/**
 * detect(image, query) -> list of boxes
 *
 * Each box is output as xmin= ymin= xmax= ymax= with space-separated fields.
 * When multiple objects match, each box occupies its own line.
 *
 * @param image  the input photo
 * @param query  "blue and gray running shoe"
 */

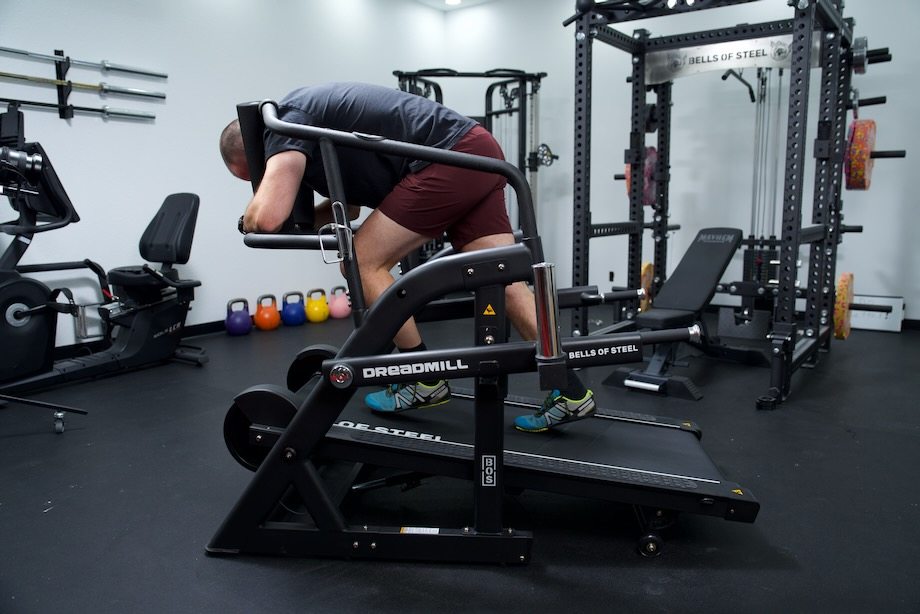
xmin=365 ymin=381 xmax=451 ymax=413
xmin=513 ymin=389 xmax=596 ymax=433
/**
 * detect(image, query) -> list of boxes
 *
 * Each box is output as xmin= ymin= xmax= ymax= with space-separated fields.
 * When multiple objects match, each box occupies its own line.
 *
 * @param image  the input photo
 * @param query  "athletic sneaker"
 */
xmin=513 ymin=389 xmax=596 ymax=433
xmin=365 ymin=381 xmax=451 ymax=413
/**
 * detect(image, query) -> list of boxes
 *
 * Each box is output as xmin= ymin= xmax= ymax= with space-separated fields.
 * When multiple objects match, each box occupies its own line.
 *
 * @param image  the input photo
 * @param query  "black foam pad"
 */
xmin=637 ymin=227 xmax=742 ymax=330
xmin=235 ymin=101 xmax=266 ymax=194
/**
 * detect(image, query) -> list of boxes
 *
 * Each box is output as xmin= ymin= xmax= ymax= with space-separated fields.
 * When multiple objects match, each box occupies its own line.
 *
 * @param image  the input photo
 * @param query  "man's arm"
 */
xmin=241 ymin=150 xmax=306 ymax=233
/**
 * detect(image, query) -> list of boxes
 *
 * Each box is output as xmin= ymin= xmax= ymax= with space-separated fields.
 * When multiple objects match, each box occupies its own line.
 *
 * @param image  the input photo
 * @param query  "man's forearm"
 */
xmin=242 ymin=150 xmax=306 ymax=232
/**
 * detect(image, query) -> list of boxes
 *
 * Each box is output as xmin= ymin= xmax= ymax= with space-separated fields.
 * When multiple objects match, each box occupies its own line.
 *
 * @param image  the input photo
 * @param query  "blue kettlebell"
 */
xmin=281 ymin=291 xmax=307 ymax=326
xmin=225 ymin=298 xmax=253 ymax=336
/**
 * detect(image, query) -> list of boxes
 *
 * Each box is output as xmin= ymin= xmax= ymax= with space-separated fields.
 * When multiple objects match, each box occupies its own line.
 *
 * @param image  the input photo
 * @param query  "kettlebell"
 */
xmin=328 ymin=286 xmax=351 ymax=319
xmin=225 ymin=298 xmax=253 ymax=336
xmin=305 ymin=288 xmax=330 ymax=323
xmin=254 ymin=294 xmax=282 ymax=331
xmin=281 ymin=291 xmax=307 ymax=326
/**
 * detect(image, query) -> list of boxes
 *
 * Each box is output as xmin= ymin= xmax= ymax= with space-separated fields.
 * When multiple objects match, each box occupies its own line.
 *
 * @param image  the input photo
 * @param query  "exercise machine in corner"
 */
xmin=0 ymin=103 xmax=207 ymax=432
xmin=207 ymin=100 xmax=759 ymax=563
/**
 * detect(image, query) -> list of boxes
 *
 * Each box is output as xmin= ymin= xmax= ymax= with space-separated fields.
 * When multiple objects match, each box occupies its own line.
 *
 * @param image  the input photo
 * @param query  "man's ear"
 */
xmin=229 ymin=158 xmax=251 ymax=181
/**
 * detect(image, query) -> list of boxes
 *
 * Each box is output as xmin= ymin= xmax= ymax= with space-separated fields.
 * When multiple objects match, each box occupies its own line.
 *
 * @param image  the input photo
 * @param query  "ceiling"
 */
xmin=414 ymin=0 xmax=496 ymax=12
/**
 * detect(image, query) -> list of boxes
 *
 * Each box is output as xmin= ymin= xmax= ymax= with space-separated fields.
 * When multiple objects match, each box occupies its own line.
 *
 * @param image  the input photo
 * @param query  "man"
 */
xmin=219 ymin=82 xmax=594 ymax=432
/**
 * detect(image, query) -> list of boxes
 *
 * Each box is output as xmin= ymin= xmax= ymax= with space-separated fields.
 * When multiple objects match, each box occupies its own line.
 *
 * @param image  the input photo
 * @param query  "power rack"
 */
xmin=566 ymin=0 xmax=884 ymax=408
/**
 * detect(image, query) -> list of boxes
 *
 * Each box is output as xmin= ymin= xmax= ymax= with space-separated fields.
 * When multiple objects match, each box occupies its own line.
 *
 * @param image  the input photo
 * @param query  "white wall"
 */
xmin=0 ymin=0 xmax=447 ymax=343
xmin=1 ymin=0 xmax=916 ymax=346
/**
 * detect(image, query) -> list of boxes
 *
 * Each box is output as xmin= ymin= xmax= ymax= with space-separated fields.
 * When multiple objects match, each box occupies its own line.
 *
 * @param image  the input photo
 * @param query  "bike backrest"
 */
xmin=138 ymin=193 xmax=199 ymax=266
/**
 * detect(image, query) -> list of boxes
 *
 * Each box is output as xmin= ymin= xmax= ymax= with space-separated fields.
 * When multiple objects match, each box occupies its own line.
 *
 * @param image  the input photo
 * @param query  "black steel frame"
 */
xmin=209 ymin=101 xmax=549 ymax=563
xmin=569 ymin=0 xmax=857 ymax=408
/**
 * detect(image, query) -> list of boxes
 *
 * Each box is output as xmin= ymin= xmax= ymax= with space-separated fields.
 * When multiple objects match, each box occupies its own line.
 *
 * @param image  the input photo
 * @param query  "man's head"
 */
xmin=219 ymin=119 xmax=250 ymax=180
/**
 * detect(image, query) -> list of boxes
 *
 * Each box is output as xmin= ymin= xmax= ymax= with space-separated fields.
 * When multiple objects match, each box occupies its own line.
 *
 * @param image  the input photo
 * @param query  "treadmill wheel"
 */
xmin=224 ymin=386 xmax=300 ymax=471
xmin=287 ymin=344 xmax=338 ymax=392
xmin=643 ymin=507 xmax=678 ymax=532
xmin=638 ymin=533 xmax=664 ymax=557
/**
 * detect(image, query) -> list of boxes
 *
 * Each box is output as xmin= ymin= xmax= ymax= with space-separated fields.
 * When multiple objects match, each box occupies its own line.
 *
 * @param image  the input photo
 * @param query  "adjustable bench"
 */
xmin=605 ymin=227 xmax=742 ymax=400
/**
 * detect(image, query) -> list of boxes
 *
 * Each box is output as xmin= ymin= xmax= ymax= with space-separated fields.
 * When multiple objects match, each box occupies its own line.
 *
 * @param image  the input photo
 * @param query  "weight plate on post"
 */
xmin=286 ymin=343 xmax=338 ymax=392
xmin=834 ymin=272 xmax=855 ymax=340
xmin=223 ymin=384 xmax=299 ymax=471
xmin=640 ymin=262 xmax=655 ymax=312
xmin=624 ymin=147 xmax=658 ymax=207
xmin=852 ymin=36 xmax=868 ymax=75
xmin=844 ymin=119 xmax=876 ymax=190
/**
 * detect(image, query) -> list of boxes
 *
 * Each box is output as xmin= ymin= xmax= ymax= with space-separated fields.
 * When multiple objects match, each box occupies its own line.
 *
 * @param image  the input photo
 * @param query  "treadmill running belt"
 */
xmin=319 ymin=386 xmax=759 ymax=522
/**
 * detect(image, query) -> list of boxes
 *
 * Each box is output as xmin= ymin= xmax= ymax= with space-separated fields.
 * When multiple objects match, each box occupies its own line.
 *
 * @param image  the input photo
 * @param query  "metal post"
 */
xmin=473 ymin=284 xmax=507 ymax=534
xmin=651 ymin=81 xmax=672 ymax=299
xmin=627 ymin=30 xmax=649 ymax=294
xmin=808 ymin=4 xmax=851 ymax=353
xmin=768 ymin=1 xmax=818 ymax=404
xmin=533 ymin=262 xmax=566 ymax=391
xmin=571 ymin=12 xmax=594 ymax=335
xmin=318 ymin=138 xmax=366 ymax=324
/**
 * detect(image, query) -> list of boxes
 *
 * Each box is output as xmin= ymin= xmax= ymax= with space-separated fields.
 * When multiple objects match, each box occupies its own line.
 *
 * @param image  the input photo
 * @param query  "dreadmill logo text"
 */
xmin=362 ymin=359 xmax=470 ymax=380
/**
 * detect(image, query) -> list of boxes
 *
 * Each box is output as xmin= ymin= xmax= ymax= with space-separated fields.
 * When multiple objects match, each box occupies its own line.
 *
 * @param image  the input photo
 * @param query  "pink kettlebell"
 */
xmin=328 ymin=286 xmax=352 ymax=319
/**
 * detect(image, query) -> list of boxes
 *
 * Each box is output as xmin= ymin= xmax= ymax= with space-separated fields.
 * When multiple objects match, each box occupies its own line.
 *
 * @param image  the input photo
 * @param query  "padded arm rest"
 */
xmin=141 ymin=264 xmax=201 ymax=289
xmin=167 ymin=278 xmax=201 ymax=289
xmin=244 ymin=221 xmax=363 ymax=251
xmin=244 ymin=233 xmax=340 ymax=250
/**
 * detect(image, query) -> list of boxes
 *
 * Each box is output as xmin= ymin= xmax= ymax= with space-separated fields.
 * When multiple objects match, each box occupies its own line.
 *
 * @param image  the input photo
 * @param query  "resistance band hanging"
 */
xmin=750 ymin=69 xmax=765 ymax=238
xmin=747 ymin=68 xmax=783 ymax=239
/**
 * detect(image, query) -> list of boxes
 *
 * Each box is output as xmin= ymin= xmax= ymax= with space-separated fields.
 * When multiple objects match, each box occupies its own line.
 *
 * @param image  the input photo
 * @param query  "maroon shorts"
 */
xmin=377 ymin=125 xmax=511 ymax=250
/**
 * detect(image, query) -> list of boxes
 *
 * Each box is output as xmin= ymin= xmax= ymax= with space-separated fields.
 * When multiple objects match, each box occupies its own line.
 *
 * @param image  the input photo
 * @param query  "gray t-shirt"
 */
xmin=264 ymin=82 xmax=477 ymax=206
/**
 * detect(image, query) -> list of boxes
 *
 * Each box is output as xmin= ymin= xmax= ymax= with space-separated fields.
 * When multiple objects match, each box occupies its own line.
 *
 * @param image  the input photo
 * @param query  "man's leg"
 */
xmin=356 ymin=208 xmax=452 ymax=413
xmin=360 ymin=126 xmax=506 ymax=414
xmin=353 ymin=208 xmax=431 ymax=349
xmin=460 ymin=233 xmax=536 ymax=341
xmin=460 ymin=234 xmax=595 ymax=433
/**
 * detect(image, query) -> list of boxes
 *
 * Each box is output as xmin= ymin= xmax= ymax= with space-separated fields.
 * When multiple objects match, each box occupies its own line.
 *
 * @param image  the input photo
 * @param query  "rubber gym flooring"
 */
xmin=1 ymin=315 xmax=918 ymax=613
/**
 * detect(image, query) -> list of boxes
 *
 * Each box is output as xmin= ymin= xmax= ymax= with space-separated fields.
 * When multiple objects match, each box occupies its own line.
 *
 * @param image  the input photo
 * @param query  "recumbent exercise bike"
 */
xmin=0 ymin=104 xmax=207 ymax=432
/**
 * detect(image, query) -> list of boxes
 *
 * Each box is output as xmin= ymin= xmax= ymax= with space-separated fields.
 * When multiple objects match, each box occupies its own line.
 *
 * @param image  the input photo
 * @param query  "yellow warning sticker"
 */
xmin=483 ymin=304 xmax=497 ymax=316
xmin=732 ymin=489 xmax=744 ymax=496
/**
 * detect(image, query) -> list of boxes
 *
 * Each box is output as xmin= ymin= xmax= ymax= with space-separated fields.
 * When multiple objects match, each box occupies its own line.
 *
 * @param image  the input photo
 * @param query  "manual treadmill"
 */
xmin=207 ymin=100 xmax=759 ymax=563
